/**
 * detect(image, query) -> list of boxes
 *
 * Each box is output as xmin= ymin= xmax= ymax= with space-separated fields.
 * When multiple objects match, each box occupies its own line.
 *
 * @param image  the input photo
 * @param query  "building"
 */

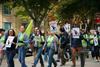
xmin=0 ymin=4 xmax=21 ymax=32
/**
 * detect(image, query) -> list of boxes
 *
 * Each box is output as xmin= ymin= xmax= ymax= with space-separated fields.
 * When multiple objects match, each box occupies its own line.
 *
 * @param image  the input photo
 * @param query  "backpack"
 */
xmin=60 ymin=32 xmax=70 ymax=48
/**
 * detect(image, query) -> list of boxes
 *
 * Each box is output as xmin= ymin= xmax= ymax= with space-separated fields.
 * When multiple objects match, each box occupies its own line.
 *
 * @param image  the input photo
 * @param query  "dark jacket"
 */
xmin=60 ymin=32 xmax=69 ymax=48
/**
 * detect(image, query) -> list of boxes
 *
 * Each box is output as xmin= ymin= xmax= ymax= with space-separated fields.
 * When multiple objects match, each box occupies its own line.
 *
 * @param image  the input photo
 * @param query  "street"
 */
xmin=1 ymin=55 xmax=100 ymax=67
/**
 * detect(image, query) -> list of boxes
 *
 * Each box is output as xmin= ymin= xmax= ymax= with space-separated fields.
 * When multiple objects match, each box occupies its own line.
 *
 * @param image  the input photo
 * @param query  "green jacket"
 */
xmin=89 ymin=34 xmax=94 ymax=45
xmin=47 ymin=36 xmax=54 ymax=47
xmin=0 ymin=35 xmax=5 ymax=47
xmin=17 ymin=32 xmax=29 ymax=47
xmin=82 ymin=34 xmax=88 ymax=47
xmin=34 ymin=35 xmax=45 ymax=48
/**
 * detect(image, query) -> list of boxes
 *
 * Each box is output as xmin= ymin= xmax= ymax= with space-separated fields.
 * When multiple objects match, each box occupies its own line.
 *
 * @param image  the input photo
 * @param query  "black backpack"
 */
xmin=60 ymin=32 xmax=70 ymax=48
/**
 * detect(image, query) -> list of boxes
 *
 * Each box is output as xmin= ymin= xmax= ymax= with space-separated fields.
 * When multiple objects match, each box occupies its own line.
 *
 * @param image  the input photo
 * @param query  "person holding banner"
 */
xmin=5 ymin=29 xmax=17 ymax=67
xmin=17 ymin=25 xmax=29 ymax=67
xmin=0 ymin=29 xmax=5 ymax=66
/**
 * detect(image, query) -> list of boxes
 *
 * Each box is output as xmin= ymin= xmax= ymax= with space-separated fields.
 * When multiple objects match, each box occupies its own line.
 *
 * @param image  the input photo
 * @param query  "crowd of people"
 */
xmin=0 ymin=22 xmax=100 ymax=67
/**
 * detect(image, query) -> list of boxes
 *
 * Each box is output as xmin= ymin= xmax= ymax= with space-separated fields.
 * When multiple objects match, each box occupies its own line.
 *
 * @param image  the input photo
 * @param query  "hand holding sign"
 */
xmin=6 ymin=36 xmax=15 ymax=48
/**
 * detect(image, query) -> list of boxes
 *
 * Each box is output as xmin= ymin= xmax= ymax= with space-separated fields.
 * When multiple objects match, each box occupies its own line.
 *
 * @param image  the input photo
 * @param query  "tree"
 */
xmin=9 ymin=0 xmax=59 ymax=27
xmin=57 ymin=0 xmax=100 ymax=20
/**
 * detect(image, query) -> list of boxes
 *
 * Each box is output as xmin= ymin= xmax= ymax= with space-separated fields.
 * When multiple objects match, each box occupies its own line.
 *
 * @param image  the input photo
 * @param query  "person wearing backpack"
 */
xmin=59 ymin=27 xmax=69 ymax=66
xmin=17 ymin=25 xmax=29 ymax=67
xmin=32 ymin=29 xmax=45 ymax=67
xmin=89 ymin=30 xmax=95 ymax=59
xmin=47 ymin=31 xmax=58 ymax=67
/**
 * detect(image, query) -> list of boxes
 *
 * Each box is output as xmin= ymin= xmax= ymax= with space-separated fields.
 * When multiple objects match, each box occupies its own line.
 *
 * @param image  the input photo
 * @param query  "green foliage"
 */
xmin=11 ymin=0 xmax=56 ymax=27
xmin=57 ymin=0 xmax=100 ymax=20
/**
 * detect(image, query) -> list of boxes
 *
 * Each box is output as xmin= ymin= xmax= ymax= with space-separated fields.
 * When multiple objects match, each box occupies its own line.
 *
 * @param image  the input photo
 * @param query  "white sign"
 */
xmin=98 ymin=27 xmax=100 ymax=32
xmin=72 ymin=27 xmax=80 ymax=38
xmin=49 ymin=21 xmax=58 ymax=33
xmin=64 ymin=23 xmax=71 ymax=33
xmin=6 ymin=36 xmax=15 ymax=48
xmin=94 ymin=37 xmax=98 ymax=46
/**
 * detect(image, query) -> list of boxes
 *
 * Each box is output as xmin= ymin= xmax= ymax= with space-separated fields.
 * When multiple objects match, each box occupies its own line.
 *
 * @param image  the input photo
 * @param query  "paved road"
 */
xmin=1 ymin=55 xmax=100 ymax=67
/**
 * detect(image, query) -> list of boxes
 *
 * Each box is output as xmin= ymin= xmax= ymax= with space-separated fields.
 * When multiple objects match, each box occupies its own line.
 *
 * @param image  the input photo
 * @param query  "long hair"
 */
xmin=7 ymin=29 xmax=16 ymax=36
xmin=4 ymin=29 xmax=16 ymax=44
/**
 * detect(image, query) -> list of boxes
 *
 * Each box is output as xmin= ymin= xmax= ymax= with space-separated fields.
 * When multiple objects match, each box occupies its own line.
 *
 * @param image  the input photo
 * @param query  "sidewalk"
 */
xmin=1 ymin=55 xmax=100 ymax=67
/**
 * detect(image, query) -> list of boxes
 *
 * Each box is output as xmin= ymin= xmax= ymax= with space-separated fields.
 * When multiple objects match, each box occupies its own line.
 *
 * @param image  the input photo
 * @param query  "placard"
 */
xmin=6 ymin=36 xmax=15 ymax=48
xmin=98 ymin=27 xmax=100 ymax=32
xmin=64 ymin=23 xmax=71 ymax=33
xmin=49 ymin=21 xmax=58 ymax=33
xmin=94 ymin=37 xmax=98 ymax=46
xmin=72 ymin=27 xmax=80 ymax=38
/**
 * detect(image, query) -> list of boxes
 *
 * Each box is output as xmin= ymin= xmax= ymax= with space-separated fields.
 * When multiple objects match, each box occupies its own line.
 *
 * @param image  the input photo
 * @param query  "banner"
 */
xmin=25 ymin=20 xmax=33 ymax=38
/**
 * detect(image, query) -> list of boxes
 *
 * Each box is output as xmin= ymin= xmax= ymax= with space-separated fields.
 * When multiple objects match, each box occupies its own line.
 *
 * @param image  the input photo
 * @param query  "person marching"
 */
xmin=46 ymin=31 xmax=57 ymax=67
xmin=29 ymin=27 xmax=37 ymax=61
xmin=5 ymin=29 xmax=17 ymax=67
xmin=79 ymin=29 xmax=91 ymax=67
xmin=71 ymin=24 xmax=84 ymax=67
xmin=59 ymin=27 xmax=69 ymax=66
xmin=93 ymin=30 xmax=100 ymax=62
xmin=17 ymin=25 xmax=29 ymax=67
xmin=81 ymin=30 xmax=90 ymax=58
xmin=0 ymin=29 xmax=5 ymax=66
xmin=97 ymin=30 xmax=100 ymax=61
xmin=43 ymin=31 xmax=50 ymax=62
xmin=89 ymin=30 xmax=95 ymax=59
xmin=32 ymin=29 xmax=45 ymax=67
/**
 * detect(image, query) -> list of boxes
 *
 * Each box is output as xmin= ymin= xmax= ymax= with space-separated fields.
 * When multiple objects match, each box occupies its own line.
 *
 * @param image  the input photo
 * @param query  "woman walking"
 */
xmin=5 ymin=29 xmax=17 ymax=67
xmin=71 ymin=24 xmax=84 ymax=67
xmin=17 ymin=25 xmax=29 ymax=67
xmin=32 ymin=29 xmax=45 ymax=67
xmin=47 ymin=31 xmax=58 ymax=67
xmin=93 ymin=31 xmax=100 ymax=62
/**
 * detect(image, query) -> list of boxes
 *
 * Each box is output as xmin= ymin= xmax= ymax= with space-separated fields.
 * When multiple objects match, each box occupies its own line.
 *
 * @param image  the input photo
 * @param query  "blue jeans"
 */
xmin=44 ymin=47 xmax=50 ymax=61
xmin=18 ymin=46 xmax=27 ymax=67
xmin=48 ymin=48 xmax=57 ymax=67
xmin=6 ymin=50 xmax=16 ymax=67
xmin=34 ymin=47 xmax=44 ymax=66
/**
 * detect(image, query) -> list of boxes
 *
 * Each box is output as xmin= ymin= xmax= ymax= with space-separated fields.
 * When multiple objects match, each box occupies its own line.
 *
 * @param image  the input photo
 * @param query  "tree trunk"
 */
xmin=33 ymin=19 xmax=41 ymax=28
